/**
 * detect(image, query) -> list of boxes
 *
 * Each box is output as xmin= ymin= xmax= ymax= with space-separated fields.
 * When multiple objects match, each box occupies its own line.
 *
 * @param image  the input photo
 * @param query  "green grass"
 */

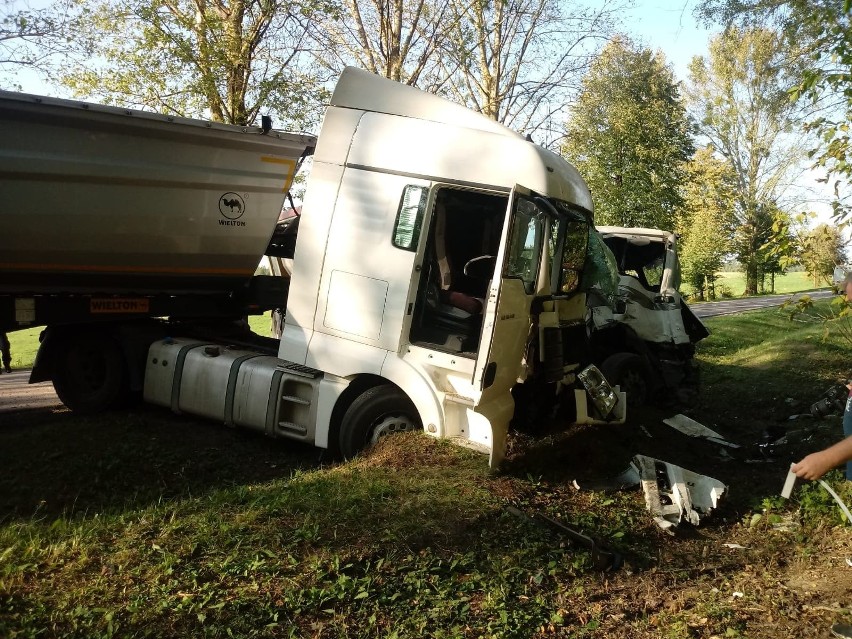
xmin=1 ymin=303 xmax=851 ymax=638
xmin=5 ymin=327 xmax=40 ymax=370
xmin=699 ymin=270 xmax=827 ymax=297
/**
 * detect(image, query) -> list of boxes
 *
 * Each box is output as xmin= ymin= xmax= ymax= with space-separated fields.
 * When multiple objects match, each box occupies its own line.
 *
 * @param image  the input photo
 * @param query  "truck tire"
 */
xmin=52 ymin=333 xmax=128 ymax=413
xmin=338 ymin=385 xmax=421 ymax=460
xmin=600 ymin=352 xmax=649 ymax=408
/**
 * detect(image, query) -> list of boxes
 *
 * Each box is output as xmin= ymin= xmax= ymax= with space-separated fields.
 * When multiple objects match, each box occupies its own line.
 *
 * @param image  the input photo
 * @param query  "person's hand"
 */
xmin=792 ymin=451 xmax=834 ymax=481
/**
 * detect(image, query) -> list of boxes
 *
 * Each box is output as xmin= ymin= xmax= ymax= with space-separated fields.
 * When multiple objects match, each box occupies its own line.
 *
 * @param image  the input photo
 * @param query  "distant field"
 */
xmin=688 ymin=270 xmax=828 ymax=297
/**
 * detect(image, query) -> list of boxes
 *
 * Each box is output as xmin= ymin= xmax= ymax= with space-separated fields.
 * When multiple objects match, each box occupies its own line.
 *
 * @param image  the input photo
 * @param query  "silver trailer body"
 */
xmin=0 ymin=91 xmax=315 ymax=295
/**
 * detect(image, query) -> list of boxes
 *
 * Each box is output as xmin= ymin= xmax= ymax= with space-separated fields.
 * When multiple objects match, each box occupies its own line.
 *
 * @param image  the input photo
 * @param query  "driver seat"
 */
xmin=433 ymin=203 xmax=484 ymax=315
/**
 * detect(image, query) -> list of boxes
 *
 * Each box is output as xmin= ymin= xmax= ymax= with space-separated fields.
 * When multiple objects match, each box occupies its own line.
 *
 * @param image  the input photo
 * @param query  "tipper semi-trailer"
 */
xmin=0 ymin=67 xmax=625 ymax=467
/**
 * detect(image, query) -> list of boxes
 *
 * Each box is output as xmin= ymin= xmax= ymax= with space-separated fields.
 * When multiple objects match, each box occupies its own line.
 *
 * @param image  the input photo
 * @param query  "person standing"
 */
xmin=0 ymin=332 xmax=10 ymax=373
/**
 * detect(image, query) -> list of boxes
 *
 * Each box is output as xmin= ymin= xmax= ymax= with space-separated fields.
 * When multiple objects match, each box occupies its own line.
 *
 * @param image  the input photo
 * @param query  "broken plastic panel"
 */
xmin=613 ymin=455 xmax=727 ymax=533
xmin=662 ymin=414 xmax=740 ymax=449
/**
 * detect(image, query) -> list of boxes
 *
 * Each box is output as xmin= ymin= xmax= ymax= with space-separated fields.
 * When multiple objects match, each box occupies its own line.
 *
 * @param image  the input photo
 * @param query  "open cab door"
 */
xmin=472 ymin=186 xmax=551 ymax=468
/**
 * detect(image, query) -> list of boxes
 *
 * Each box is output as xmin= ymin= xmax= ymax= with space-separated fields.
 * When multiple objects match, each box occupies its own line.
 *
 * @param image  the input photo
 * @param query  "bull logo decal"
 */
xmin=219 ymin=192 xmax=246 ymax=220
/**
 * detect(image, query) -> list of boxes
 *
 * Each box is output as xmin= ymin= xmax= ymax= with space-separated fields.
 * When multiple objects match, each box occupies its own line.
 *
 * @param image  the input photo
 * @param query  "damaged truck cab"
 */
xmin=272 ymin=68 xmax=607 ymax=466
xmin=586 ymin=227 xmax=709 ymax=406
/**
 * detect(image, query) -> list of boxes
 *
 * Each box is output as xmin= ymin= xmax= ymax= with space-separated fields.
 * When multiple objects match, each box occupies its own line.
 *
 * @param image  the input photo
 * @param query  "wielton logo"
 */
xmin=219 ymin=192 xmax=246 ymax=225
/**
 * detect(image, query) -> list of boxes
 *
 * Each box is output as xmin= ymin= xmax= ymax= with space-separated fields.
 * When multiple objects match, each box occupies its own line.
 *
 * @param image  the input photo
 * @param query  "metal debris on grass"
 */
xmin=598 ymin=455 xmax=727 ymax=533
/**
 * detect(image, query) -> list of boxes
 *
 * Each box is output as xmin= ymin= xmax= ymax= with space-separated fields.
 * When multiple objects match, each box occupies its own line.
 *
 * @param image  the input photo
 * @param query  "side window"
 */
xmin=505 ymin=198 xmax=545 ymax=294
xmin=560 ymin=220 xmax=589 ymax=294
xmin=392 ymin=185 xmax=428 ymax=251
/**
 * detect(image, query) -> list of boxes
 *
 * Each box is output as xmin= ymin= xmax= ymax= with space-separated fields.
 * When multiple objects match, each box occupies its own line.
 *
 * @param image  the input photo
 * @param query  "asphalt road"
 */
xmin=688 ymin=288 xmax=836 ymax=318
xmin=0 ymin=369 xmax=61 ymax=414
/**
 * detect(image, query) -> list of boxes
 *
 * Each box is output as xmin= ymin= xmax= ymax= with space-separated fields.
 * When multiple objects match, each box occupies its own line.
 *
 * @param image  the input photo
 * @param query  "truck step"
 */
xmin=278 ymin=421 xmax=308 ymax=435
xmin=281 ymin=363 xmax=321 ymax=379
xmin=444 ymin=392 xmax=475 ymax=407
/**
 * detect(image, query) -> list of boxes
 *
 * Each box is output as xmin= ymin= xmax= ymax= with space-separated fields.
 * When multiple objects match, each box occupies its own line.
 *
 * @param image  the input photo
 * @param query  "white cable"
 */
xmin=818 ymin=479 xmax=852 ymax=525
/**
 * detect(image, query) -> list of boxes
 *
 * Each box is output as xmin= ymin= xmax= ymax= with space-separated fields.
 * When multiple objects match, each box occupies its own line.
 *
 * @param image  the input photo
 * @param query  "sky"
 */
xmin=623 ymin=0 xmax=714 ymax=83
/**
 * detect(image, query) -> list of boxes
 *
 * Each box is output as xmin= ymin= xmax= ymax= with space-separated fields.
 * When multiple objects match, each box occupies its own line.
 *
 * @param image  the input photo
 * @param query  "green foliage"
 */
xmin=795 ymin=221 xmax=847 ymax=286
xmin=686 ymin=26 xmax=809 ymax=295
xmin=698 ymin=1 xmax=852 ymax=221
xmin=563 ymin=36 xmax=693 ymax=228
xmin=56 ymin=0 xmax=331 ymax=129
xmin=678 ymin=145 xmax=737 ymax=299
xmin=795 ymin=470 xmax=852 ymax=525
xmin=781 ymin=290 xmax=852 ymax=348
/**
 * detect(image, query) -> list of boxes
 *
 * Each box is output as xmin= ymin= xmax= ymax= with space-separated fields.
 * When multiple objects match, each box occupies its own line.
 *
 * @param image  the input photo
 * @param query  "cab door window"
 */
xmin=505 ymin=198 xmax=545 ymax=294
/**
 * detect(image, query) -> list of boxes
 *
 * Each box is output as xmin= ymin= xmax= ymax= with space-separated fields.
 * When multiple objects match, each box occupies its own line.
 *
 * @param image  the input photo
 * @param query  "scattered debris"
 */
xmin=732 ymin=591 xmax=744 ymax=599
xmin=609 ymin=455 xmax=727 ymax=533
xmin=577 ymin=365 xmax=618 ymax=417
xmin=846 ymin=558 xmax=852 ymax=568
xmin=722 ymin=543 xmax=748 ymax=550
xmin=639 ymin=425 xmax=653 ymax=438
xmin=662 ymin=414 xmax=740 ymax=449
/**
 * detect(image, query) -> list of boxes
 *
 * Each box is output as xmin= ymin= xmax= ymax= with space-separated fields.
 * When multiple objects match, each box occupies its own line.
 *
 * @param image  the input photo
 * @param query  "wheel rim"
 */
xmin=368 ymin=412 xmax=418 ymax=445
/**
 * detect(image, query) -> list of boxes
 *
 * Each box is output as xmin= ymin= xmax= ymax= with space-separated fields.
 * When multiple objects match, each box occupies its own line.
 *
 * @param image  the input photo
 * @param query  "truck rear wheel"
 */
xmin=52 ymin=333 xmax=128 ymax=413
xmin=600 ymin=352 xmax=649 ymax=408
xmin=338 ymin=385 xmax=421 ymax=460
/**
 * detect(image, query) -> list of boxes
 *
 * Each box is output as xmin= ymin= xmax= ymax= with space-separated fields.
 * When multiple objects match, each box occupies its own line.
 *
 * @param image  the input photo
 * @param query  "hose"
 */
xmin=818 ymin=479 xmax=852 ymax=525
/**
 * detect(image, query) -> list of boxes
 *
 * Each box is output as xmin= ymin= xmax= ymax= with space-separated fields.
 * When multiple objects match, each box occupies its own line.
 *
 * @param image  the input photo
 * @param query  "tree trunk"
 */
xmin=744 ymin=260 xmax=758 ymax=295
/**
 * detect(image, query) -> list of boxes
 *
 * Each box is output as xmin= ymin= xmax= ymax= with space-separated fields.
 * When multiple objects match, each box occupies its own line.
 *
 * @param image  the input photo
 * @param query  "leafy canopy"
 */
xmin=563 ymin=36 xmax=693 ymax=228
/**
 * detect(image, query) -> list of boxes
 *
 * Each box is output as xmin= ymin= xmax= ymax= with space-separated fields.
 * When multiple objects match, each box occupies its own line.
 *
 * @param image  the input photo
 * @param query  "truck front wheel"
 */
xmin=600 ymin=352 xmax=649 ymax=408
xmin=52 ymin=333 xmax=128 ymax=413
xmin=338 ymin=385 xmax=421 ymax=460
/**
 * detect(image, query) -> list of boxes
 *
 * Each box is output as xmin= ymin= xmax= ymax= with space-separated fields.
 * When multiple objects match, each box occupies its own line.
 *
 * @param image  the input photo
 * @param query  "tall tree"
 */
xmin=55 ymin=0 xmax=331 ymax=128
xmin=686 ymin=26 xmax=808 ymax=294
xmin=678 ymin=145 xmax=737 ymax=300
xmin=435 ymin=0 xmax=624 ymax=143
xmin=698 ymin=1 xmax=852 ymax=220
xmin=313 ymin=0 xmax=451 ymax=86
xmin=563 ymin=36 xmax=694 ymax=228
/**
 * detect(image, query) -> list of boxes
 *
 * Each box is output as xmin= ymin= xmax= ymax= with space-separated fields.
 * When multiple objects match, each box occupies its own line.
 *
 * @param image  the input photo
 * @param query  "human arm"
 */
xmin=791 ymin=436 xmax=852 ymax=481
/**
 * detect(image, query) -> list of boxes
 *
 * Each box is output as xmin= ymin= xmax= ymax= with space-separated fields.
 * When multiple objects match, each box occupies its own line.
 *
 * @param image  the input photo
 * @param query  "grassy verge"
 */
xmin=1 ymin=304 xmax=851 ymax=638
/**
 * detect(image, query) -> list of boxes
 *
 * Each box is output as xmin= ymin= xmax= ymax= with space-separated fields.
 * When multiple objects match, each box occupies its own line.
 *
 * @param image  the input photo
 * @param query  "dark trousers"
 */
xmin=0 ymin=333 xmax=10 ymax=372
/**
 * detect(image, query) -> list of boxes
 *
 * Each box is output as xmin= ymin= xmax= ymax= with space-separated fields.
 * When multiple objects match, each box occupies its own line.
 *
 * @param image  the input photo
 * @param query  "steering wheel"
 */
xmin=463 ymin=255 xmax=496 ymax=278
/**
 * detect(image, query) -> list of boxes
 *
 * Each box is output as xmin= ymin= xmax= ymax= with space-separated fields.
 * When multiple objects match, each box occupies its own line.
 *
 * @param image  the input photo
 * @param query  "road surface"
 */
xmin=688 ymin=289 xmax=835 ymax=318
xmin=0 ymin=369 xmax=61 ymax=414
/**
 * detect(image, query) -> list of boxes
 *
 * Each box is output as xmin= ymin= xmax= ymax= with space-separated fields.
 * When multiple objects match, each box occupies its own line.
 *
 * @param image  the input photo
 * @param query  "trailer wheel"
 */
xmin=600 ymin=352 xmax=649 ymax=408
xmin=338 ymin=385 xmax=421 ymax=460
xmin=52 ymin=334 xmax=127 ymax=413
